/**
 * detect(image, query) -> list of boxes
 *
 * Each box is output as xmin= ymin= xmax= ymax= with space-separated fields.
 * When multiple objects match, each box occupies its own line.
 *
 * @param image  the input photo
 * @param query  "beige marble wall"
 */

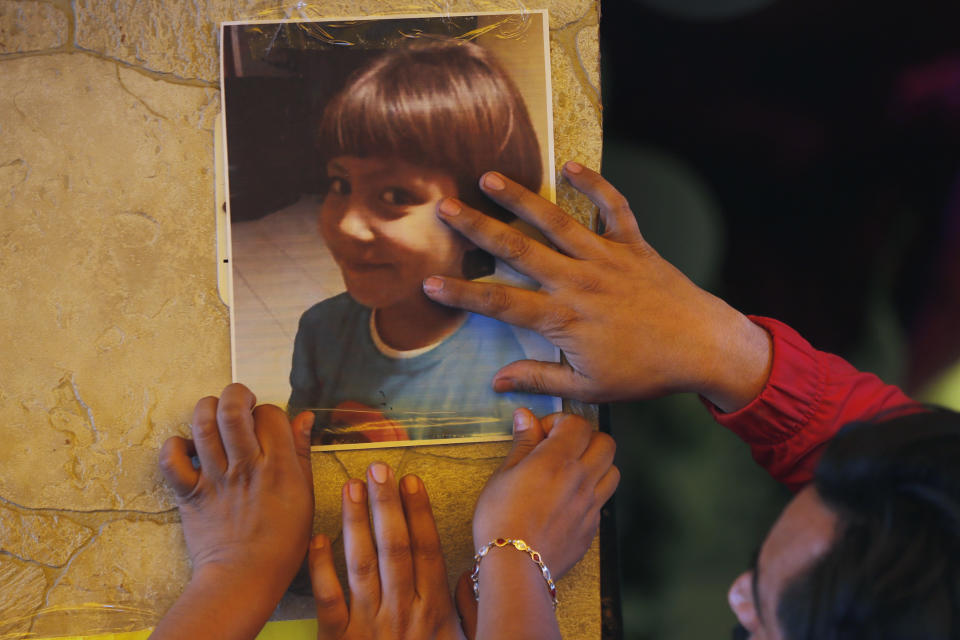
xmin=0 ymin=0 xmax=602 ymax=636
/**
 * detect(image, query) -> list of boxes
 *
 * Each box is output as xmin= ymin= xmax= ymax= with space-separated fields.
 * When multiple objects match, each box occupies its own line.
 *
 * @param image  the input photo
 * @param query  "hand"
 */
xmin=307 ymin=464 xmax=466 ymax=640
xmin=160 ymin=384 xmax=315 ymax=586
xmin=151 ymin=384 xmax=315 ymax=640
xmin=455 ymin=409 xmax=619 ymax=640
xmin=472 ymin=409 xmax=618 ymax=578
xmin=423 ymin=162 xmax=772 ymax=412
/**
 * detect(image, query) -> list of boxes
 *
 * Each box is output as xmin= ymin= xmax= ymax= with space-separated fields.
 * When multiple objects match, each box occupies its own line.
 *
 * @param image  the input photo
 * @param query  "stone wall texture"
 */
xmin=1 ymin=0 xmax=603 ymax=636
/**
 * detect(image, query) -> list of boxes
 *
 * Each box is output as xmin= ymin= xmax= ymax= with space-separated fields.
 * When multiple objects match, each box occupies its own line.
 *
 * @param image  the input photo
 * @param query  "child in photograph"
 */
xmin=288 ymin=37 xmax=558 ymax=445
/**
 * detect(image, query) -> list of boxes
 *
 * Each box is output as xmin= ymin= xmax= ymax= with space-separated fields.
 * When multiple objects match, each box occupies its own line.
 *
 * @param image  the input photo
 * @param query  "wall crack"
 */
xmin=114 ymin=63 xmax=166 ymax=120
xmin=0 ymin=493 xmax=176 ymax=517
xmin=72 ymin=47 xmax=217 ymax=87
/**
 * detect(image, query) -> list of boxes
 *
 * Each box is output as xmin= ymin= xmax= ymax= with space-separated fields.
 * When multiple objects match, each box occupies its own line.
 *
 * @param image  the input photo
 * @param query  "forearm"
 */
xmin=150 ymin=566 xmax=284 ymax=640
xmin=475 ymin=551 xmax=561 ymax=640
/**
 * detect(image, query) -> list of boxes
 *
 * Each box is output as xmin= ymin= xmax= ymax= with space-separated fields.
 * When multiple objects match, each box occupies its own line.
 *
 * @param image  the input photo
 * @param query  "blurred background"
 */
xmin=599 ymin=0 xmax=960 ymax=636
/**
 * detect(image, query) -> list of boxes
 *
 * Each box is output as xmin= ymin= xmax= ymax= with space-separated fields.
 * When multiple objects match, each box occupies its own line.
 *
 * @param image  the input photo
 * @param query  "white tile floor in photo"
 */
xmin=230 ymin=194 xmax=344 ymax=406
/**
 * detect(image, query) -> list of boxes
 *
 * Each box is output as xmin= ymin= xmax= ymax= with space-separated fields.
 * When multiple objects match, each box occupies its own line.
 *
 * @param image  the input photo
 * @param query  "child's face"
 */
xmin=319 ymin=156 xmax=470 ymax=309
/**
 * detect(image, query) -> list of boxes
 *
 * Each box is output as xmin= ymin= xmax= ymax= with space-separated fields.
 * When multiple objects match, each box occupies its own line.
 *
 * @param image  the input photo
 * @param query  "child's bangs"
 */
xmin=317 ymin=77 xmax=461 ymax=173
xmin=315 ymin=38 xmax=543 ymax=221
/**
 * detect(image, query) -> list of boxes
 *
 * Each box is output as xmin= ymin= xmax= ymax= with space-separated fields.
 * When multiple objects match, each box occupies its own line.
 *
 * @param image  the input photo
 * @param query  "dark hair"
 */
xmin=778 ymin=406 xmax=960 ymax=639
xmin=316 ymin=37 xmax=543 ymax=223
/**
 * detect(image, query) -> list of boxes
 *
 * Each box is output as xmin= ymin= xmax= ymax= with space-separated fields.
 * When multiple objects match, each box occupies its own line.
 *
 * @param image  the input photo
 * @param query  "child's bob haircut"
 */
xmin=316 ymin=37 xmax=543 ymax=222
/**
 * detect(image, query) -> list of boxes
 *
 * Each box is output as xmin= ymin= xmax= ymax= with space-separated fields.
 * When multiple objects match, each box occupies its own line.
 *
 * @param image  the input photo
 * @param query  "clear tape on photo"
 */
xmin=242 ymin=1 xmax=538 ymax=35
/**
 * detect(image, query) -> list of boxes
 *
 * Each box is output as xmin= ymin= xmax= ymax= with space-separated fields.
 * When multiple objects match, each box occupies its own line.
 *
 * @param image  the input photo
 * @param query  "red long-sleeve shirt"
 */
xmin=708 ymin=316 xmax=916 ymax=491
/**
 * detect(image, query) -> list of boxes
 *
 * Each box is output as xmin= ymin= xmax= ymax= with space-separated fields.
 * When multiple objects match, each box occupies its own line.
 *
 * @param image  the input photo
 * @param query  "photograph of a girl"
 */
xmin=222 ymin=13 xmax=559 ymax=449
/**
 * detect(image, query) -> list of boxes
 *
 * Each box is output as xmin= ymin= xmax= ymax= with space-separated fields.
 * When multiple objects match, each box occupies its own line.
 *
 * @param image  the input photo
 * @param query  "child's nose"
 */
xmin=337 ymin=203 xmax=376 ymax=242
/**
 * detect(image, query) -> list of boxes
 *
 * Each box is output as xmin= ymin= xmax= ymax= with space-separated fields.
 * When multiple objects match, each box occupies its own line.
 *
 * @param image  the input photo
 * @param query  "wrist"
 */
xmin=189 ymin=558 xmax=292 ymax=614
xmin=474 ymin=541 xmax=561 ymax=640
xmin=697 ymin=305 xmax=773 ymax=413
xmin=472 ymin=538 xmax=557 ymax=609
xmin=151 ymin=564 xmax=287 ymax=640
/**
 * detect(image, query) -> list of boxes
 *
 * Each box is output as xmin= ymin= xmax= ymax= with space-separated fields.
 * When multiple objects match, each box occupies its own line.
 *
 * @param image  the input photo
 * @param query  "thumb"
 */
xmin=290 ymin=411 xmax=315 ymax=485
xmin=493 ymin=360 xmax=585 ymax=400
xmin=455 ymin=570 xmax=478 ymax=640
xmin=158 ymin=436 xmax=200 ymax=497
xmin=501 ymin=408 xmax=545 ymax=470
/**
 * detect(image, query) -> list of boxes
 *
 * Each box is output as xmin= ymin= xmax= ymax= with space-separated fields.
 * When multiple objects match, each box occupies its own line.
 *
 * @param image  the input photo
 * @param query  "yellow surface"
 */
xmin=31 ymin=618 xmax=318 ymax=640
xmin=920 ymin=359 xmax=960 ymax=410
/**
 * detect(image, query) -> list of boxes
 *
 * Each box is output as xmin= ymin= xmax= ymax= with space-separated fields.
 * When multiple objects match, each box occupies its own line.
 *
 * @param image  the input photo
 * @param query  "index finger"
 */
xmin=422 ymin=276 xmax=552 ymax=332
xmin=534 ymin=413 xmax=594 ymax=461
xmin=190 ymin=396 xmax=227 ymax=477
xmin=436 ymin=196 xmax=571 ymax=287
xmin=579 ymin=431 xmax=617 ymax=486
xmin=216 ymin=383 xmax=261 ymax=465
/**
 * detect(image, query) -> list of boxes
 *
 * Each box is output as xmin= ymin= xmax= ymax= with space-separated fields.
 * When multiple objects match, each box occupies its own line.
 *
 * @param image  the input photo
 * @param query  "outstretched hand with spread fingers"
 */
xmin=423 ymin=162 xmax=771 ymax=412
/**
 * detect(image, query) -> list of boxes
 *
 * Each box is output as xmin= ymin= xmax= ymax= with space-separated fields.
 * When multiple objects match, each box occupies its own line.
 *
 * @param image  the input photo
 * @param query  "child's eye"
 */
xmin=380 ymin=188 xmax=421 ymax=206
xmin=329 ymin=177 xmax=350 ymax=196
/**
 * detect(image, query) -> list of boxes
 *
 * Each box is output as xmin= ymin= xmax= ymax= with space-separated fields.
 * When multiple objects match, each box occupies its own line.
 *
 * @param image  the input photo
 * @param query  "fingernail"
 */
xmin=482 ymin=172 xmax=506 ymax=191
xmin=728 ymin=588 xmax=744 ymax=607
xmin=438 ymin=198 xmax=462 ymax=216
xmin=493 ymin=377 xmax=514 ymax=393
xmin=402 ymin=474 xmax=420 ymax=494
xmin=369 ymin=462 xmax=389 ymax=484
xmin=347 ymin=479 xmax=364 ymax=503
xmin=564 ymin=161 xmax=584 ymax=174
xmin=513 ymin=409 xmax=531 ymax=432
xmin=311 ymin=535 xmax=327 ymax=551
xmin=422 ymin=276 xmax=444 ymax=294
xmin=302 ymin=412 xmax=315 ymax=436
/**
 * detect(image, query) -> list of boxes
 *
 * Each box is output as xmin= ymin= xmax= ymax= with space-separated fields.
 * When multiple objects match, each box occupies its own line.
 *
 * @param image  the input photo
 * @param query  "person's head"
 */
xmin=315 ymin=37 xmax=543 ymax=309
xmin=729 ymin=407 xmax=960 ymax=639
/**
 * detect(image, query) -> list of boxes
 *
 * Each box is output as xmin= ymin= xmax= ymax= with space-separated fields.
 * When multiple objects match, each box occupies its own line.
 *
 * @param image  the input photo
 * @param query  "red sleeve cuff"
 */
xmin=704 ymin=316 xmax=826 ymax=446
